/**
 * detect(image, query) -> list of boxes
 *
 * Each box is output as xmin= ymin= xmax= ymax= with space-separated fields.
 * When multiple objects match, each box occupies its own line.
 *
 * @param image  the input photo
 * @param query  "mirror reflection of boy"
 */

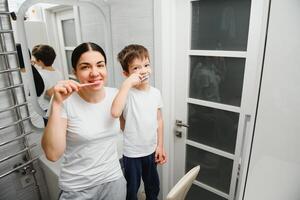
xmin=31 ymin=44 xmax=63 ymax=125
xmin=16 ymin=43 xmax=45 ymax=96
xmin=111 ymin=44 xmax=167 ymax=200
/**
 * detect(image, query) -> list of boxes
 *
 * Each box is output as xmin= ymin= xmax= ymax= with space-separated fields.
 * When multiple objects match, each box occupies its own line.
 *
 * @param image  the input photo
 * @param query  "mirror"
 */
xmin=13 ymin=0 xmax=155 ymax=128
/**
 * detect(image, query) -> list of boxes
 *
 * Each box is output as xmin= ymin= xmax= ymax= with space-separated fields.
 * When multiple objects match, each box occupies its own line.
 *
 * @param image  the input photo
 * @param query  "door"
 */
xmin=56 ymin=8 xmax=80 ymax=79
xmin=173 ymin=0 xmax=252 ymax=199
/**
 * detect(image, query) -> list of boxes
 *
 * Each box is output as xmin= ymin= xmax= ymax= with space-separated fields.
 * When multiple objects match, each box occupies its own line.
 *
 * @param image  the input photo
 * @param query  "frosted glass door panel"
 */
xmin=191 ymin=0 xmax=251 ymax=50
xmin=189 ymin=56 xmax=245 ymax=106
xmin=188 ymin=104 xmax=239 ymax=153
xmin=187 ymin=185 xmax=227 ymax=200
xmin=65 ymin=50 xmax=73 ymax=75
xmin=62 ymin=19 xmax=76 ymax=46
xmin=186 ymin=145 xmax=233 ymax=193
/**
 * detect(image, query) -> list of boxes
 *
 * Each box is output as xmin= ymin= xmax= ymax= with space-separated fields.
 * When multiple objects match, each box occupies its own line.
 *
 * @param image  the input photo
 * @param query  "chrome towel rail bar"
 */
xmin=0 ymin=156 xmax=39 ymax=179
xmin=0 ymin=131 xmax=34 ymax=147
xmin=0 ymin=102 xmax=28 ymax=113
xmin=0 ymin=83 xmax=23 ymax=92
xmin=0 ymin=30 xmax=13 ymax=33
xmin=0 ymin=116 xmax=30 ymax=130
xmin=0 ymin=143 xmax=37 ymax=164
xmin=0 ymin=11 xmax=10 ymax=15
xmin=0 ymin=50 xmax=17 ymax=55
xmin=0 ymin=68 xmax=20 ymax=74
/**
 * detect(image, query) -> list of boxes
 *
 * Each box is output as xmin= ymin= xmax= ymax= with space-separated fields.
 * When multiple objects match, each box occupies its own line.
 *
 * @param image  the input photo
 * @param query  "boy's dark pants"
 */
xmin=123 ymin=152 xmax=159 ymax=200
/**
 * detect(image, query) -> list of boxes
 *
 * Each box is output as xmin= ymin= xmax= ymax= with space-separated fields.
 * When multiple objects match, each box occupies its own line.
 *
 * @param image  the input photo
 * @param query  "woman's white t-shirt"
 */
xmin=58 ymin=87 xmax=123 ymax=191
xmin=122 ymin=86 xmax=163 ymax=158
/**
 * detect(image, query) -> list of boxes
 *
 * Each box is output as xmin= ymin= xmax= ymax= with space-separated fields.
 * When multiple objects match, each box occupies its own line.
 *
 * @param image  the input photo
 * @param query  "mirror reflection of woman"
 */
xmin=41 ymin=42 xmax=126 ymax=200
xmin=31 ymin=44 xmax=63 ymax=126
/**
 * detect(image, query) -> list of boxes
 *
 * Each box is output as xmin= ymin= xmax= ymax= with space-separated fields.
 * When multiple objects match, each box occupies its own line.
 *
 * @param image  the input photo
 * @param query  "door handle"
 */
xmin=175 ymin=130 xmax=182 ymax=138
xmin=175 ymin=120 xmax=189 ymax=128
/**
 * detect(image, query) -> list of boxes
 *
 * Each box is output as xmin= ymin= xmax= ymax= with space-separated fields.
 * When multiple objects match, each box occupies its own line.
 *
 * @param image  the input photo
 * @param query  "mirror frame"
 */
xmin=16 ymin=0 xmax=112 ymax=120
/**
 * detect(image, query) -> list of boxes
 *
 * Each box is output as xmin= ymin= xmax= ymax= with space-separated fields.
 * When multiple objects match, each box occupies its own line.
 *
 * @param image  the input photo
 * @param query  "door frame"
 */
xmin=156 ymin=0 xmax=271 ymax=199
xmin=44 ymin=5 xmax=82 ymax=79
xmin=152 ymin=0 xmax=176 ymax=198
xmin=55 ymin=7 xmax=81 ymax=79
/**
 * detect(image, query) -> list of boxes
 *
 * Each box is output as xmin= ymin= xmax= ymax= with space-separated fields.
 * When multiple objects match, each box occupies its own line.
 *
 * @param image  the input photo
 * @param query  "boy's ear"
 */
xmin=123 ymin=70 xmax=129 ymax=77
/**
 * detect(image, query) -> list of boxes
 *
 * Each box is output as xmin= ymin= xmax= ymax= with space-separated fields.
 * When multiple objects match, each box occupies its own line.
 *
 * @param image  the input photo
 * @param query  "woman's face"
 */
xmin=74 ymin=50 xmax=107 ymax=90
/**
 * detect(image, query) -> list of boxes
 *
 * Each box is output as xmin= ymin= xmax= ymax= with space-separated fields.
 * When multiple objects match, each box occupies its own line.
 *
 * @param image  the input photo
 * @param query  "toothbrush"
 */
xmin=79 ymin=81 xmax=101 ymax=87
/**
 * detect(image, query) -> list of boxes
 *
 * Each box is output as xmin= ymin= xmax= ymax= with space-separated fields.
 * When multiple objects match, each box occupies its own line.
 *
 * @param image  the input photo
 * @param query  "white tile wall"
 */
xmin=79 ymin=0 xmax=154 ymax=87
xmin=110 ymin=0 xmax=154 ymax=87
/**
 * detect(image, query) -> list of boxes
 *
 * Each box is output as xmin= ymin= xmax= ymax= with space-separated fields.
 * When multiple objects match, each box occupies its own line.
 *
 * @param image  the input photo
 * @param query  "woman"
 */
xmin=41 ymin=42 xmax=126 ymax=200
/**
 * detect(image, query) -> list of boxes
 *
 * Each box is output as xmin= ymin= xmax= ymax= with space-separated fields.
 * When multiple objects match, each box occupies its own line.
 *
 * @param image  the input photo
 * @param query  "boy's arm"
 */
xmin=111 ymin=73 xmax=141 ymax=118
xmin=157 ymin=108 xmax=164 ymax=149
xmin=111 ymin=82 xmax=131 ymax=118
xmin=155 ymin=108 xmax=167 ymax=164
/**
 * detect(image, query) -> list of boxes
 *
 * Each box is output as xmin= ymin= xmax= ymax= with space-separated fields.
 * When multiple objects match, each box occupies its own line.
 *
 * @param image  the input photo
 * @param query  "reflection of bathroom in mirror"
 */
xmin=13 ymin=0 xmax=155 ymax=129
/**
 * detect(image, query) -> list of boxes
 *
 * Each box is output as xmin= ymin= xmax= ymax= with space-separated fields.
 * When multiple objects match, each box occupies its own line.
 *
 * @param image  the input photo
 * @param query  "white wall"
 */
xmin=243 ymin=0 xmax=300 ymax=199
xmin=110 ymin=0 xmax=154 ymax=87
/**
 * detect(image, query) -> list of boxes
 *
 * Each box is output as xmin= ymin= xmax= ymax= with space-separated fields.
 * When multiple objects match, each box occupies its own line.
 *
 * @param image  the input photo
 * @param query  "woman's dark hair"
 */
xmin=71 ymin=42 xmax=107 ymax=69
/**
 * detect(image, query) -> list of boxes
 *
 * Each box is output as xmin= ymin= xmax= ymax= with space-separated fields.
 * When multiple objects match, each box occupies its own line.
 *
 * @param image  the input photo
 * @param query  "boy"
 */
xmin=111 ymin=44 xmax=167 ymax=200
xmin=31 ymin=44 xmax=63 ymax=125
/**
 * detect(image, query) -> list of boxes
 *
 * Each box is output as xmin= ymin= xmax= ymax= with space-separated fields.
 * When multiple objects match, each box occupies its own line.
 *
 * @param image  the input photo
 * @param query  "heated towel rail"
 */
xmin=0 ymin=0 xmax=41 ymax=199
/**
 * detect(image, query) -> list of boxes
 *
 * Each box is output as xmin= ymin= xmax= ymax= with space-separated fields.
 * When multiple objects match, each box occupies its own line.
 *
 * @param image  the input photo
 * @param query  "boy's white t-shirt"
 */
xmin=123 ymin=86 xmax=163 ymax=158
xmin=38 ymin=69 xmax=63 ymax=110
xmin=57 ymin=87 xmax=123 ymax=191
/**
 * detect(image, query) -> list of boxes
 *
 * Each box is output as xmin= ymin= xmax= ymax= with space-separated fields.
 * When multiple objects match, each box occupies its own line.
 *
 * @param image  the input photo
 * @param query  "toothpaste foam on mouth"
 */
xmin=141 ymin=75 xmax=149 ymax=81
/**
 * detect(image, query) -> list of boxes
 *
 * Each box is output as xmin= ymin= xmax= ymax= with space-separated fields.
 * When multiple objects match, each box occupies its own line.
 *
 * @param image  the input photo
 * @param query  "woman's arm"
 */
xmin=41 ymin=80 xmax=79 ymax=161
xmin=41 ymin=102 xmax=67 ymax=161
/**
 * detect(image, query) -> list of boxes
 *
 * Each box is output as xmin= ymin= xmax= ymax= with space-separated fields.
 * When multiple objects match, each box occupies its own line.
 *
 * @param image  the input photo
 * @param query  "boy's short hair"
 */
xmin=32 ymin=44 xmax=56 ymax=66
xmin=117 ymin=44 xmax=149 ymax=72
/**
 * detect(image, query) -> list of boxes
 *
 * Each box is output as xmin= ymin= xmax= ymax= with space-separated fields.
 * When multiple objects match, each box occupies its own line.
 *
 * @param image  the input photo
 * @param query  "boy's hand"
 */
xmin=124 ymin=73 xmax=143 ymax=87
xmin=155 ymin=146 xmax=167 ymax=165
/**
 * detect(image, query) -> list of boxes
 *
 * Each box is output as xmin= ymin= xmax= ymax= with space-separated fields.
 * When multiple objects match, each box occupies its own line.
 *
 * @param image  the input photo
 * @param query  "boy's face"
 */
xmin=125 ymin=57 xmax=152 ymax=85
